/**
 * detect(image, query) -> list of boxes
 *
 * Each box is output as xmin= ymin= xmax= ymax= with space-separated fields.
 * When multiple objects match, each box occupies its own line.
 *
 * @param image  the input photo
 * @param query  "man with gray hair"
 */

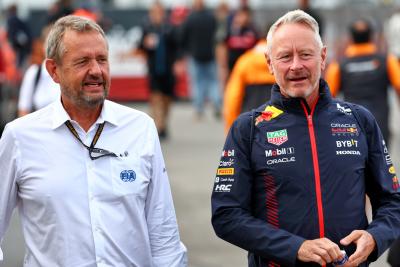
xmin=212 ymin=9 xmax=400 ymax=266
xmin=0 ymin=15 xmax=187 ymax=266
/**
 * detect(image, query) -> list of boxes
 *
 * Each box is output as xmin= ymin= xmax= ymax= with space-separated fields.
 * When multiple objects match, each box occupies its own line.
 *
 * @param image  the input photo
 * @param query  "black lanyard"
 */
xmin=65 ymin=121 xmax=118 ymax=160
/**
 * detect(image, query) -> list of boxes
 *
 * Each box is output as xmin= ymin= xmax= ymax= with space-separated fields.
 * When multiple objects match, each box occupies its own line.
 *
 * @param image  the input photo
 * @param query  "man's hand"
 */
xmin=340 ymin=230 xmax=376 ymax=266
xmin=297 ymin=238 xmax=343 ymax=265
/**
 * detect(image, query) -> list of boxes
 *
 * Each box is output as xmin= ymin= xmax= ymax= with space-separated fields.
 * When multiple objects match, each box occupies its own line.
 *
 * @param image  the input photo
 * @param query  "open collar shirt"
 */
xmin=0 ymin=100 xmax=187 ymax=267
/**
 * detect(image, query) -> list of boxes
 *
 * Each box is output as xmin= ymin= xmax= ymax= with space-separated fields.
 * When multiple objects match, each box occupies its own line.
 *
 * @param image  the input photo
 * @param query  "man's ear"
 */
xmin=45 ymin=59 xmax=60 ymax=84
xmin=265 ymin=52 xmax=274 ymax=75
xmin=320 ymin=46 xmax=327 ymax=71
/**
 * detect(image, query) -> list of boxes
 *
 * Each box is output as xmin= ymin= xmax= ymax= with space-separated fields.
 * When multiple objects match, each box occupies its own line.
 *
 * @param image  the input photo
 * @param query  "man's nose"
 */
xmin=88 ymin=60 xmax=102 ymax=75
xmin=290 ymin=55 xmax=303 ymax=70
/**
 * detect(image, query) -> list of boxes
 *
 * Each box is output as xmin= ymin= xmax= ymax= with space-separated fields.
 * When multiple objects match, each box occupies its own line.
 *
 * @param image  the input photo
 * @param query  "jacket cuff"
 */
xmin=366 ymin=228 xmax=382 ymax=261
xmin=287 ymin=236 xmax=306 ymax=266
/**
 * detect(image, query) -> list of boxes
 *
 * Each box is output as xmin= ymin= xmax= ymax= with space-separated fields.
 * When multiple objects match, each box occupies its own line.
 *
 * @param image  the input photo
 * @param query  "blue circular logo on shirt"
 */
xmin=120 ymin=170 xmax=136 ymax=182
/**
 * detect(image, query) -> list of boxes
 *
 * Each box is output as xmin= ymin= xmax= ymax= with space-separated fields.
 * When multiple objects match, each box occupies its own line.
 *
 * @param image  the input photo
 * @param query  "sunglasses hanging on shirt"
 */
xmin=65 ymin=121 xmax=118 ymax=160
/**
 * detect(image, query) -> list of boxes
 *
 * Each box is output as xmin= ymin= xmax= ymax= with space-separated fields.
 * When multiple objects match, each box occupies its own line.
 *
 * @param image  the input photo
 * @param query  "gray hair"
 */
xmin=46 ymin=15 xmax=106 ymax=63
xmin=266 ymin=9 xmax=323 ymax=55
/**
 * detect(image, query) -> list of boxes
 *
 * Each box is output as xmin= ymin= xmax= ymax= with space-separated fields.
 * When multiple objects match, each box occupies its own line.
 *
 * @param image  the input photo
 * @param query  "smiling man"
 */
xmin=265 ymin=19 xmax=325 ymax=106
xmin=211 ymin=9 xmax=400 ymax=267
xmin=0 ymin=15 xmax=187 ymax=266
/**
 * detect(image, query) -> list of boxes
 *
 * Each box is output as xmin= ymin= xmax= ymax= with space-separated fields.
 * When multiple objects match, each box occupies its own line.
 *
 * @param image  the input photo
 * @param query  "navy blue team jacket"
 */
xmin=211 ymin=79 xmax=400 ymax=267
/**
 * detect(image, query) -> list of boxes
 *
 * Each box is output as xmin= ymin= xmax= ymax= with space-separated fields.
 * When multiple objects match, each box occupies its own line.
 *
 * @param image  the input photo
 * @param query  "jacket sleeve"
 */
xmin=356 ymin=106 xmax=400 ymax=260
xmin=0 ymin=124 xmax=20 ymax=262
xmin=144 ymin=120 xmax=187 ymax=267
xmin=211 ymin=114 xmax=305 ymax=266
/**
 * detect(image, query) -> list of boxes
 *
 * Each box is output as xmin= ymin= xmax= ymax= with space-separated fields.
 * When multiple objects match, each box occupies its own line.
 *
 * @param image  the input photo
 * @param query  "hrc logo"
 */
xmin=120 ymin=170 xmax=136 ymax=182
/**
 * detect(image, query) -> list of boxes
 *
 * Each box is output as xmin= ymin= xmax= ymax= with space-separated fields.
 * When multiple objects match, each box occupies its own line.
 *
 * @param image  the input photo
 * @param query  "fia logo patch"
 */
xmin=120 ymin=170 xmax=136 ymax=182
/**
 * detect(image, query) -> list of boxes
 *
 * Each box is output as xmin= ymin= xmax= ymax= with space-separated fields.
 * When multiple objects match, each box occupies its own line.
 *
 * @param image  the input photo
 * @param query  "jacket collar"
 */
xmin=266 ymin=79 xmax=332 ymax=113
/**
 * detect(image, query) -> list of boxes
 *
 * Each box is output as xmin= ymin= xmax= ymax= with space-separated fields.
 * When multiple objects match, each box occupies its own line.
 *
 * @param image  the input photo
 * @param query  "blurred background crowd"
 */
xmin=2 ymin=0 xmax=400 ymax=139
xmin=1 ymin=0 xmax=400 ymax=266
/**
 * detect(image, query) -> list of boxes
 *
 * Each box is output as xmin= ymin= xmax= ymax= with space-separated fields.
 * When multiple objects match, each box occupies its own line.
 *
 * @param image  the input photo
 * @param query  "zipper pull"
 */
xmin=307 ymin=115 xmax=313 ymax=126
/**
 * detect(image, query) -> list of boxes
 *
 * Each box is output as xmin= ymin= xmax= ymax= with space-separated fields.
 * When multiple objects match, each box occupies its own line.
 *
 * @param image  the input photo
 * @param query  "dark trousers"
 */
xmin=388 ymin=238 xmax=400 ymax=267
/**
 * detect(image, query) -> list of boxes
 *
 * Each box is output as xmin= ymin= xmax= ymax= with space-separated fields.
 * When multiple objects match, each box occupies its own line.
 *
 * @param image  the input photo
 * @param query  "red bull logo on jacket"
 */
xmin=255 ymin=106 xmax=284 ymax=125
xmin=331 ymin=123 xmax=359 ymax=136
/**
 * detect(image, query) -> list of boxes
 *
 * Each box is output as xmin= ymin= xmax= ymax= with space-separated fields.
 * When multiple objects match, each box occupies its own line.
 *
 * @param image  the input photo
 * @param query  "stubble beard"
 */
xmin=286 ymin=71 xmax=321 ymax=100
xmin=286 ymin=84 xmax=314 ymax=99
xmin=64 ymin=84 xmax=109 ymax=109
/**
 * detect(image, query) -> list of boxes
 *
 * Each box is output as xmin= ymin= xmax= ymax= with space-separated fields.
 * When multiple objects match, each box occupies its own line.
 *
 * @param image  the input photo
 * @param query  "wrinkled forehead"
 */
xmin=60 ymin=29 xmax=109 ymax=61
xmin=271 ymin=23 xmax=320 ymax=52
xmin=63 ymin=29 xmax=108 ymax=49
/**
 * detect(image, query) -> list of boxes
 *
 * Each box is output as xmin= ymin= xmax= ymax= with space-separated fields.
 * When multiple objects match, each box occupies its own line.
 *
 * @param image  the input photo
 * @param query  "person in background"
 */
xmin=223 ymin=25 xmax=275 ymax=133
xmin=0 ymin=27 xmax=19 ymax=135
xmin=385 ymin=8 xmax=400 ymax=61
xmin=298 ymin=0 xmax=324 ymax=36
xmin=225 ymin=6 xmax=258 ymax=73
xmin=0 ymin=46 xmax=5 ymax=85
xmin=211 ymin=9 xmax=400 ymax=266
xmin=0 ymin=44 xmax=6 ymax=134
xmin=46 ymin=0 xmax=74 ymax=24
xmin=181 ymin=0 xmax=221 ymax=119
xmin=72 ymin=2 xmax=100 ymax=22
xmin=325 ymin=18 xmax=400 ymax=144
xmin=138 ymin=1 xmax=179 ymax=139
xmin=17 ymin=59 xmax=60 ymax=117
xmin=6 ymin=4 xmax=32 ymax=68
xmin=0 ymin=15 xmax=187 ymax=266
xmin=214 ymin=2 xmax=230 ymax=89
xmin=18 ymin=25 xmax=60 ymax=117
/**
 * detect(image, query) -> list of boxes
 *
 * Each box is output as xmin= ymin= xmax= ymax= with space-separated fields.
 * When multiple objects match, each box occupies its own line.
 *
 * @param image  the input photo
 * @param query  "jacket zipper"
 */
xmin=300 ymin=99 xmax=325 ymax=239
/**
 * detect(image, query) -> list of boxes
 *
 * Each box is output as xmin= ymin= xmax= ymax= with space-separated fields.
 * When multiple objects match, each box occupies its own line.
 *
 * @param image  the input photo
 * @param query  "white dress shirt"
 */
xmin=18 ymin=62 xmax=60 ymax=112
xmin=0 ymin=100 xmax=187 ymax=267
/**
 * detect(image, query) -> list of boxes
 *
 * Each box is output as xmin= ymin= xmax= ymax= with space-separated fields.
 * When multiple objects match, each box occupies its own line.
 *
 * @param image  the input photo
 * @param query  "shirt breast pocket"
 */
xmin=111 ymin=154 xmax=150 ymax=198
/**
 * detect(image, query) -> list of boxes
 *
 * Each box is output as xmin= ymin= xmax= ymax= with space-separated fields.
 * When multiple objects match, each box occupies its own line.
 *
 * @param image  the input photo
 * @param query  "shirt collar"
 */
xmin=99 ymin=100 xmax=119 ymax=127
xmin=51 ymin=99 xmax=119 ymax=130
